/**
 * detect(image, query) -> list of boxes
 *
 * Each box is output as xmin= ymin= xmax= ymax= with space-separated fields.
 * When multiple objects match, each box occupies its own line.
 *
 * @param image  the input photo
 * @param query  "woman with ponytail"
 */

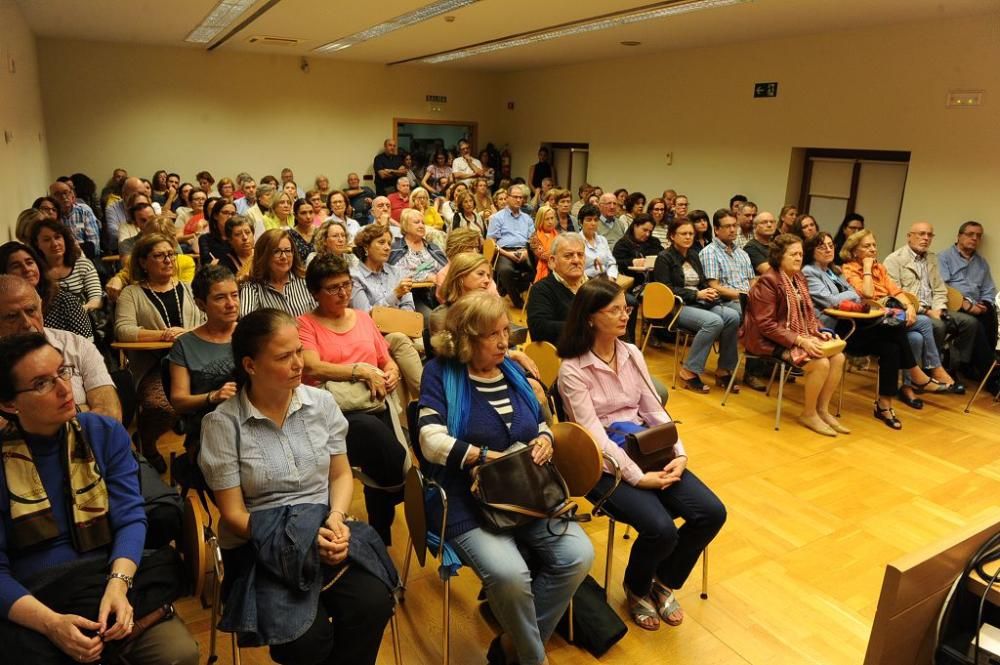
xmin=416 ymin=292 xmax=593 ymax=665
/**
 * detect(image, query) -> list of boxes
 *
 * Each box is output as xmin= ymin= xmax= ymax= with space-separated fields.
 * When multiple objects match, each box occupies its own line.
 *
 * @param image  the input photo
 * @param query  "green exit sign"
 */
xmin=754 ymin=82 xmax=778 ymax=98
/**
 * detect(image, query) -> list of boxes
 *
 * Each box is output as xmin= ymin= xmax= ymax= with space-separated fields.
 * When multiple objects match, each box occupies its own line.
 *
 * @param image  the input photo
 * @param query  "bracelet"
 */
xmin=863 ymin=272 xmax=872 ymax=276
xmin=479 ymin=446 xmax=489 ymax=466
xmin=206 ymin=390 xmax=215 ymax=406
xmin=106 ymin=572 xmax=134 ymax=590
xmin=329 ymin=510 xmax=347 ymax=521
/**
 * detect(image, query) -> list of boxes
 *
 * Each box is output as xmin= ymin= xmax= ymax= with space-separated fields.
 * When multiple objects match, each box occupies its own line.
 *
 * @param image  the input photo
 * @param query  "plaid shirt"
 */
xmin=699 ymin=237 xmax=755 ymax=292
xmin=60 ymin=202 xmax=101 ymax=254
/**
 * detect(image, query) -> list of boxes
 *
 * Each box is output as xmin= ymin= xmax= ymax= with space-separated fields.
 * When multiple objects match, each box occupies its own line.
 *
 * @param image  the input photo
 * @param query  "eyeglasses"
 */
xmin=149 ymin=251 xmax=176 ymax=262
xmin=961 ymin=231 xmax=983 ymax=238
xmin=603 ymin=305 xmax=634 ymax=318
xmin=16 ymin=365 xmax=75 ymax=396
xmin=321 ymin=282 xmax=352 ymax=295
xmin=272 ymin=248 xmax=294 ymax=257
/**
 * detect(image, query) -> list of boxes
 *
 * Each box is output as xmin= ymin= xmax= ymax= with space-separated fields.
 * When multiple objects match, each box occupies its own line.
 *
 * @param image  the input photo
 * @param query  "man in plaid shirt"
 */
xmin=50 ymin=180 xmax=101 ymax=255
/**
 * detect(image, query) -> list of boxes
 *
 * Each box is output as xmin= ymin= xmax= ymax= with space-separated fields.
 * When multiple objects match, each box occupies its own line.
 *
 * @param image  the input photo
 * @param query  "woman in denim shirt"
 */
xmin=199 ymin=308 xmax=393 ymax=664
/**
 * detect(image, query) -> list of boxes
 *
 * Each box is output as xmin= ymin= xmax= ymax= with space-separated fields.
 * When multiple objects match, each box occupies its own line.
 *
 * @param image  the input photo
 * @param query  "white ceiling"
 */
xmin=17 ymin=0 xmax=999 ymax=72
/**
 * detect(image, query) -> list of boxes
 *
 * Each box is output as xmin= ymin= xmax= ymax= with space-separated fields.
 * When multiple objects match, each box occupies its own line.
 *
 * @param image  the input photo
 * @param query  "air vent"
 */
xmin=247 ymin=35 xmax=302 ymax=46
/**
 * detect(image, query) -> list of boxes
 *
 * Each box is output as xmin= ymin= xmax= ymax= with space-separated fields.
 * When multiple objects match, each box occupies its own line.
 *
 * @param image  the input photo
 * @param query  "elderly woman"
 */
xmin=557 ymin=279 xmax=725 ymax=630
xmin=115 ymin=234 xmax=204 ymax=470
xmin=260 ymin=191 xmax=295 ymax=234
xmin=452 ymin=191 xmax=486 ymax=236
xmin=199 ymin=309 xmax=395 ymax=664
xmin=418 ymin=292 xmax=594 ymax=665
xmin=351 ymin=224 xmax=415 ymax=312
xmin=289 ymin=199 xmax=317 ymax=263
xmin=0 ymin=333 xmax=199 ymax=665
xmin=29 ymin=219 xmax=102 ymax=316
xmin=741 ymin=234 xmax=848 ymax=436
xmin=579 ymin=204 xmax=618 ymax=280
xmin=309 ymin=219 xmax=357 ymax=268
xmin=530 ymin=205 xmax=559 ymax=282
xmin=552 ymin=189 xmax=575 ymax=233
xmin=840 ymin=229 xmax=963 ymax=394
xmin=238 ymin=229 xmax=316 ymax=318
xmin=653 ymin=219 xmax=740 ymax=392
xmin=491 ymin=188 xmax=508 ymax=216
xmin=803 ymin=233 xmax=944 ymax=428
xmin=326 ymin=190 xmax=361 ymax=240
xmin=389 ymin=209 xmax=448 ymax=319
xmin=613 ymin=213 xmax=663 ymax=277
xmin=621 ymin=192 xmax=647 ymax=226
xmin=299 ymin=255 xmax=411 ymax=545
xmin=409 ymin=187 xmax=446 ymax=244
xmin=0 ymin=241 xmax=94 ymax=340
xmin=219 ymin=215 xmax=255 ymax=281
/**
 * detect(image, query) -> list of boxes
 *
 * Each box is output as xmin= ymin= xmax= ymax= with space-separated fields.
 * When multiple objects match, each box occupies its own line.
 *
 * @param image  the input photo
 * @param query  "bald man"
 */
xmin=884 ymin=221 xmax=988 ymax=380
xmin=597 ymin=193 xmax=626 ymax=246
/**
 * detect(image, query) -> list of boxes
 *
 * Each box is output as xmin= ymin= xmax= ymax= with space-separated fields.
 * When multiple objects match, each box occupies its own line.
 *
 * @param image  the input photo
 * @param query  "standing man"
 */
xmin=451 ymin=139 xmax=484 ymax=188
xmin=597 ymin=193 xmax=627 ymax=246
xmin=373 ymin=139 xmax=406 ymax=196
xmin=939 ymin=221 xmax=998 ymax=373
xmin=486 ymin=184 xmax=535 ymax=308
xmin=49 ymin=180 xmax=101 ymax=256
xmin=885 ymin=221 xmax=987 ymax=380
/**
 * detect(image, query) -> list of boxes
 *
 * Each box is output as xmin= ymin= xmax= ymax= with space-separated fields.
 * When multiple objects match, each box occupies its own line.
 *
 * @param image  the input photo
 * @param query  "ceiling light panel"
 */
xmin=186 ymin=0 xmax=258 ymax=44
xmin=421 ymin=0 xmax=749 ymax=63
xmin=314 ymin=0 xmax=479 ymax=53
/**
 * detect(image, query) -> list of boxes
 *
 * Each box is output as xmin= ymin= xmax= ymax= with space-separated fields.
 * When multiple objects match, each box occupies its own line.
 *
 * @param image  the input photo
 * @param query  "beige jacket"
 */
xmin=883 ymin=246 xmax=948 ymax=311
xmin=114 ymin=282 xmax=205 ymax=380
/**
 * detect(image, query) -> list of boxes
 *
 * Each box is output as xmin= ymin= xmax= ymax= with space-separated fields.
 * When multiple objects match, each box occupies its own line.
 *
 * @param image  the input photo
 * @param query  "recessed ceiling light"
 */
xmin=418 ymin=0 xmax=750 ymax=64
xmin=315 ymin=0 xmax=478 ymax=54
xmin=185 ymin=0 xmax=257 ymax=44
xmin=621 ymin=40 xmax=642 ymax=46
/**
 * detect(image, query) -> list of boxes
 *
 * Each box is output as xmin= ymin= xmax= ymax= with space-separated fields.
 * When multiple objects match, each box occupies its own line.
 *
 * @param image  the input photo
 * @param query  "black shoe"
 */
xmin=145 ymin=452 xmax=168 ymax=474
xmin=744 ymin=375 xmax=768 ymax=392
xmin=898 ymin=389 xmax=924 ymax=410
xmin=487 ymin=636 xmax=507 ymax=665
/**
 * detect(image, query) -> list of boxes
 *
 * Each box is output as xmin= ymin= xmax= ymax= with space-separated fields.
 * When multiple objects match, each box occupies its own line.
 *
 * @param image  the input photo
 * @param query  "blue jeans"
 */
xmin=903 ymin=314 xmax=942 ymax=385
xmin=675 ymin=304 xmax=740 ymax=374
xmin=451 ymin=520 xmax=594 ymax=665
xmin=588 ymin=469 xmax=726 ymax=597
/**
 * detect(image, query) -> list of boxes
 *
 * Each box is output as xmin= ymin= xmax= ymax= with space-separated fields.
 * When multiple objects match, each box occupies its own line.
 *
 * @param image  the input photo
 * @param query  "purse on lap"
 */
xmin=606 ymin=421 xmax=678 ymax=472
xmin=470 ymin=445 xmax=577 ymax=532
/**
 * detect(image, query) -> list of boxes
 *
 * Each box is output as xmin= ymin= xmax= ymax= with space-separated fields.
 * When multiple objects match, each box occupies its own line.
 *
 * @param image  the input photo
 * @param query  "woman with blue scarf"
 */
xmin=417 ymin=292 xmax=593 ymax=665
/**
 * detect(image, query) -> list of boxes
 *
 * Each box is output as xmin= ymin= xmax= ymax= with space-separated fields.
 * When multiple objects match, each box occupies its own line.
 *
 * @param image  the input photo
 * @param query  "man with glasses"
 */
xmin=0 ymin=275 xmax=119 ymax=421
xmin=49 ymin=180 xmax=101 ymax=256
xmin=451 ymin=139 xmax=485 ymax=188
xmin=939 ymin=221 xmax=998 ymax=381
xmin=487 ymin=184 xmax=535 ymax=308
xmin=373 ymin=138 xmax=406 ymax=196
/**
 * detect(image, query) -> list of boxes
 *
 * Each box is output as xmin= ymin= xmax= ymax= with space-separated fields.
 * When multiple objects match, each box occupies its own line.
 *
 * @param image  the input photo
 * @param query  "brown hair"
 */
xmin=250 ymin=229 xmax=305 ymax=282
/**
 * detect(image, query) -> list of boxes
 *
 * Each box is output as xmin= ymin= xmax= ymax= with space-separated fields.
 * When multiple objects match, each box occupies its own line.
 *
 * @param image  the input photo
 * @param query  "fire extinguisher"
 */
xmin=500 ymin=147 xmax=512 ymax=180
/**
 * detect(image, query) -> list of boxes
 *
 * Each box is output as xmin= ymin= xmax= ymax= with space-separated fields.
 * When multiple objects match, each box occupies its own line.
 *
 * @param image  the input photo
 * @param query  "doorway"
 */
xmin=544 ymin=142 xmax=589 ymax=197
xmin=797 ymin=148 xmax=910 ymax=250
xmin=394 ymin=118 xmax=478 ymax=172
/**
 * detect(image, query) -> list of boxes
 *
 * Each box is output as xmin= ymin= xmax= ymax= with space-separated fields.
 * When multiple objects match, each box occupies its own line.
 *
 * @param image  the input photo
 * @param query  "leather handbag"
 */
xmin=324 ymin=364 xmax=387 ymax=413
xmin=470 ymin=444 xmax=577 ymax=532
xmin=622 ymin=422 xmax=678 ymax=472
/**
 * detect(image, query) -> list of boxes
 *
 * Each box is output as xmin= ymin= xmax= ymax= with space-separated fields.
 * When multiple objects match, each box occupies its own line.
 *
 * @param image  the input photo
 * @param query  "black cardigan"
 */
xmin=612 ymin=234 xmax=664 ymax=276
xmin=525 ymin=273 xmax=575 ymax=345
xmin=652 ymin=246 xmax=709 ymax=305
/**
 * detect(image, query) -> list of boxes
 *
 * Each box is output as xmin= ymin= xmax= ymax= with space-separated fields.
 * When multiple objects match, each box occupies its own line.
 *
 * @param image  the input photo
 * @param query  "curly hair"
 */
xmin=352 ymin=224 xmax=392 ymax=263
xmin=431 ymin=292 xmax=508 ymax=363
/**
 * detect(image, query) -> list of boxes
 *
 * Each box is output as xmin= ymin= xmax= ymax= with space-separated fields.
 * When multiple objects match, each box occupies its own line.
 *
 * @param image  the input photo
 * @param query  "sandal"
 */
xmin=625 ymin=589 xmax=660 ymax=631
xmin=679 ymin=372 xmax=710 ymax=393
xmin=716 ymin=374 xmax=740 ymax=393
xmin=873 ymin=401 xmax=902 ymax=430
xmin=912 ymin=378 xmax=947 ymax=394
xmin=650 ymin=580 xmax=684 ymax=626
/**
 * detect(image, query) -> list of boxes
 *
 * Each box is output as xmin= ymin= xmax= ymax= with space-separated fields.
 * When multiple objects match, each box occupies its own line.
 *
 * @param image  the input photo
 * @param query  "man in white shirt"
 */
xmin=451 ymin=139 xmax=484 ymax=187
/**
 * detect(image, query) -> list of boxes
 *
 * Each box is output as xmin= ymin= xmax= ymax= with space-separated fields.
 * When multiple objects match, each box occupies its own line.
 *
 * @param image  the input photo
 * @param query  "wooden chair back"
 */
xmin=181 ymin=494 xmax=209 ymax=599
xmin=372 ymin=306 xmax=425 ymax=339
xmin=403 ymin=466 xmax=429 ymax=568
xmin=550 ymin=421 xmax=603 ymax=498
xmin=523 ymin=340 xmax=561 ymax=388
xmin=483 ymin=238 xmax=498 ymax=269
xmin=642 ymin=282 xmax=678 ymax=321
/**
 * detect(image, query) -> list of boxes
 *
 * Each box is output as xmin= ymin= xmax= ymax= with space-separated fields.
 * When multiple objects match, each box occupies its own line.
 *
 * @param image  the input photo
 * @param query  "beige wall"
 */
xmin=36 ymin=39 xmax=503 ymax=194
xmin=498 ymin=15 xmax=1000 ymax=266
xmin=0 ymin=0 xmax=50 ymax=240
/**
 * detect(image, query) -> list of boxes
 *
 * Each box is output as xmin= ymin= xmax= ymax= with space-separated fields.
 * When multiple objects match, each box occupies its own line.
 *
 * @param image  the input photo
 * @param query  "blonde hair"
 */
xmin=839 ymin=229 xmax=873 ymax=262
xmin=441 ymin=252 xmax=489 ymax=305
xmin=314 ymin=219 xmax=348 ymax=253
xmin=444 ymin=227 xmax=482 ymax=259
xmin=399 ymin=208 xmax=424 ymax=235
xmin=534 ymin=205 xmax=556 ymax=232
xmin=431 ymin=292 xmax=508 ymax=363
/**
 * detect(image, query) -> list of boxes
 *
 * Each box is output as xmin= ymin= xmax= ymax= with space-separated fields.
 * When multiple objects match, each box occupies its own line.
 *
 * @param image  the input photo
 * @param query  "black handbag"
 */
xmin=623 ymin=422 xmax=679 ymax=472
xmin=555 ymin=575 xmax=628 ymax=657
xmin=470 ymin=444 xmax=577 ymax=532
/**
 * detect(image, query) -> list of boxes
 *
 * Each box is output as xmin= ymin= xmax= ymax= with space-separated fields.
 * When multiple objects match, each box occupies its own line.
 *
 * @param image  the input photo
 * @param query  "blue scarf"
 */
xmin=442 ymin=357 xmax=540 ymax=440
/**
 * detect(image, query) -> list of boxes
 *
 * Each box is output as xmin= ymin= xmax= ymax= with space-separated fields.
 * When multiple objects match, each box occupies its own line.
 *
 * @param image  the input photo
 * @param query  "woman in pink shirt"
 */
xmin=557 ymin=279 xmax=725 ymax=633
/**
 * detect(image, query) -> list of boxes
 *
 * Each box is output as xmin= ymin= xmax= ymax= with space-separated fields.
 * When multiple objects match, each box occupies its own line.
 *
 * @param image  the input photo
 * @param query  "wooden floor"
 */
xmin=166 ymin=334 xmax=1000 ymax=665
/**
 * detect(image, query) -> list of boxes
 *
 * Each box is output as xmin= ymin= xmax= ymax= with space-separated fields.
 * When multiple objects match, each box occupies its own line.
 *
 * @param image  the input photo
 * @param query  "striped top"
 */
xmin=469 ymin=372 xmax=514 ymax=430
xmin=238 ymin=274 xmax=316 ymax=318
xmin=58 ymin=257 xmax=102 ymax=305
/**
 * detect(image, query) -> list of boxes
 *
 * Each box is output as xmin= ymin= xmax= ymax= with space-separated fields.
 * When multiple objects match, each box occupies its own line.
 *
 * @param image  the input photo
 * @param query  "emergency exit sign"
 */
xmin=754 ymin=82 xmax=778 ymax=98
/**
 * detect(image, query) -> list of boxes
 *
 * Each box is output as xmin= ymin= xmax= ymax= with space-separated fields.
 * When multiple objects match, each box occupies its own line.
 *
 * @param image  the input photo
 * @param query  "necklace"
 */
xmin=148 ymin=281 xmax=180 ymax=327
xmin=594 ymin=346 xmax=616 ymax=367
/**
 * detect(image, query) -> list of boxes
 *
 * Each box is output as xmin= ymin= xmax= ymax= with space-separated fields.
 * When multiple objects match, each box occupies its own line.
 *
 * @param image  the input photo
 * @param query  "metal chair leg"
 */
xmin=391 ymin=612 xmax=404 ymax=665
xmin=208 ymin=568 xmax=220 ymax=664
xmin=604 ymin=519 xmax=616 ymax=597
xmin=765 ymin=362 xmax=779 ymax=397
xmin=399 ymin=537 xmax=413 ymax=602
xmin=964 ymin=360 xmax=998 ymax=414
xmin=442 ymin=577 xmax=450 ymax=665
xmin=700 ymin=547 xmax=709 ymax=600
xmin=721 ymin=353 xmax=743 ymax=406
xmin=774 ymin=363 xmax=786 ymax=431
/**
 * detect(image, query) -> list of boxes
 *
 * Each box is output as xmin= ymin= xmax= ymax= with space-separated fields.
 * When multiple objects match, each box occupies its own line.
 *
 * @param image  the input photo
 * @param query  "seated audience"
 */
xmin=840 ymin=230 xmax=963 ymax=393
xmin=885 ymin=221 xmax=988 ymax=381
xmin=30 ymin=220 xmax=102 ymax=316
xmin=653 ymin=219 xmax=740 ymax=393
xmin=472 ymin=178 xmax=495 ymax=219
xmin=0 ymin=333 xmax=199 ymax=665
xmin=530 ymin=205 xmax=559 ymax=282
xmin=197 ymin=192 xmax=232 ymax=266
xmin=557 ymin=279 xmax=725 ymax=630
xmin=433 ymin=228 xmax=493 ymax=303
xmin=527 ymin=233 xmax=589 ymax=345
xmin=351 ymin=224 xmax=415 ymax=312
xmin=15 ymin=209 xmax=43 ymax=245
xmin=698 ymin=209 xmax=754 ymax=317
xmin=579 ymin=204 xmax=618 ymax=280
xmin=613 ymin=213 xmax=663 ymax=277
xmin=306 ymin=190 xmax=329 ymax=225
xmin=289 ymin=199 xmax=317 ymax=263
xmin=49 ymin=180 xmax=101 ymax=256
xmin=0 ymin=275 xmax=119 ymax=420
xmin=390 ymin=209 xmax=447 ymax=319
xmin=939 ymin=220 xmax=998 ymax=382
xmin=233 ymin=177 xmax=257 ymax=216
xmin=452 ymin=191 xmax=486 ymax=237
xmin=552 ymin=189 xmax=575 ymax=233
xmin=491 ymin=188 xmax=508 ymax=217
xmin=219 ymin=215 xmax=255 ymax=281
xmin=309 ymin=219 xmax=357 ymax=268
xmin=298 ymin=255 xmax=410 ymax=544
xmin=647 ymin=198 xmax=668 ymax=244
xmin=418 ymin=292 xmax=594 ymax=665
xmin=346 ymin=172 xmax=377 ymax=224
xmin=621 ymin=191 xmax=647 ymax=226
xmin=244 ymin=182 xmax=271 ymax=230
xmin=741 ymin=234 xmax=848 ymax=436
xmin=742 ymin=211 xmax=777 ymax=274
xmin=238 ymin=229 xmax=315 ymax=318
xmin=832 ymin=213 xmax=865 ymax=265
xmin=115 ymin=233 xmax=205 ymax=470
xmin=0 ymin=242 xmax=94 ymax=340
xmin=32 ymin=196 xmax=60 ymax=223
xmin=199 ymin=309 xmax=395 ymax=664
xmin=367 ymin=195 xmax=393 ymax=227
xmin=672 ymin=195 xmax=690 ymax=226
xmin=451 ymin=139 xmax=485 ymax=188
xmin=409 ymin=186 xmax=446 ymax=236
xmin=734 ymin=201 xmax=757 ymax=249
xmin=118 ymin=198 xmax=157 ymax=257
xmin=177 ymin=190 xmax=208 ymax=243
xmin=487 ymin=184 xmax=536 ymax=307
xmin=804 ymin=232 xmax=944 ymax=425
xmin=689 ymin=209 xmax=713 ymax=254
xmin=260 ymin=191 xmax=294 ymax=234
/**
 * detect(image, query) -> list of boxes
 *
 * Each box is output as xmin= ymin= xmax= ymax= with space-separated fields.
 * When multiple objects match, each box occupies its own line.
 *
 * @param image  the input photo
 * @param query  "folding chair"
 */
xmin=721 ymin=352 xmax=794 ymax=430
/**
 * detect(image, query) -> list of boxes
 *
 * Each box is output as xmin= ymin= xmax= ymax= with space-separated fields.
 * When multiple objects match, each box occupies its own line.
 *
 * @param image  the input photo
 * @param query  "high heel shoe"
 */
xmin=873 ymin=401 xmax=902 ymax=430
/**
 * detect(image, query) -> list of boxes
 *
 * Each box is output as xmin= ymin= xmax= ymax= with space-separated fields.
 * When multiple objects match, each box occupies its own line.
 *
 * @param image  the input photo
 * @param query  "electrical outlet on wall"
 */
xmin=665 ymin=152 xmax=673 ymax=166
